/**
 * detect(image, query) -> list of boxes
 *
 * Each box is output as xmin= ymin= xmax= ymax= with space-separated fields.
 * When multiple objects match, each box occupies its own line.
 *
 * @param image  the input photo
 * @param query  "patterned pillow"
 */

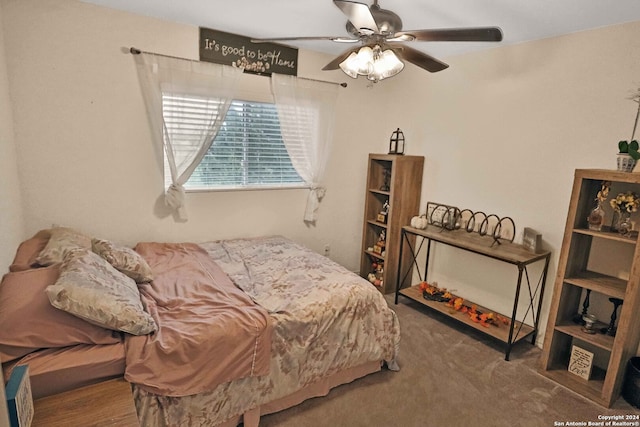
xmin=35 ymin=227 xmax=92 ymax=266
xmin=46 ymin=249 xmax=157 ymax=336
xmin=91 ymin=239 xmax=153 ymax=283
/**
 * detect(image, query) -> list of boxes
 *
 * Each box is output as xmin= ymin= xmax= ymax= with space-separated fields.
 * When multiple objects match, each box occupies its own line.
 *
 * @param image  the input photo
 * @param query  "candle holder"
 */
xmin=573 ymin=289 xmax=591 ymax=325
xmin=581 ymin=314 xmax=598 ymax=334
xmin=601 ymin=297 xmax=623 ymax=337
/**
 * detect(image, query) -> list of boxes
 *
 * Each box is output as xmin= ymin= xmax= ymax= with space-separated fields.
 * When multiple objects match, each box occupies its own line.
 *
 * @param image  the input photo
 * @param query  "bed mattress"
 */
xmin=132 ymin=236 xmax=400 ymax=426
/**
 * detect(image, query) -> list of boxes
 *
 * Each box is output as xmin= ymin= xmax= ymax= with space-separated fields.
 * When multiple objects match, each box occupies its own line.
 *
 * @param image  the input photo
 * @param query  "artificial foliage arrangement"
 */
xmin=610 ymin=191 xmax=640 ymax=213
xmin=618 ymin=87 xmax=640 ymax=160
xmin=419 ymin=281 xmax=510 ymax=328
xmin=596 ymin=181 xmax=611 ymax=203
xmin=618 ymin=140 xmax=640 ymax=160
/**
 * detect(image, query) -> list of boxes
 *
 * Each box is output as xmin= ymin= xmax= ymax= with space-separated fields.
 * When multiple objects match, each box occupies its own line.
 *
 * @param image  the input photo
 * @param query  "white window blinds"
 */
xmin=163 ymin=95 xmax=303 ymax=190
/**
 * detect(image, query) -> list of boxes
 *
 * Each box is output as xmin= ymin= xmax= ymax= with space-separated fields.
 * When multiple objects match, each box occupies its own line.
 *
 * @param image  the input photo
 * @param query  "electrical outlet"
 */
xmin=323 ymin=244 xmax=330 ymax=257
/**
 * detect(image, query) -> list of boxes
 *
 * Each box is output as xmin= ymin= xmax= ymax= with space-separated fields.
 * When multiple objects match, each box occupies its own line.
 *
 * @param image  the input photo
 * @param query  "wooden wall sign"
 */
xmin=199 ymin=27 xmax=298 ymax=76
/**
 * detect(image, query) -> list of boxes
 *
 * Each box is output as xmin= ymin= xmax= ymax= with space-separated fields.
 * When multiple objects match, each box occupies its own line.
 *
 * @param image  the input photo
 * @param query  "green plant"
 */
xmin=619 ymin=140 xmax=640 ymax=160
xmin=619 ymin=88 xmax=640 ymax=160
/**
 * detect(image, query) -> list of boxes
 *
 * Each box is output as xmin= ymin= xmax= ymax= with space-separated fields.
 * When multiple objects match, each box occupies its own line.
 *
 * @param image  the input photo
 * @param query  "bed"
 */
xmin=0 ymin=228 xmax=400 ymax=426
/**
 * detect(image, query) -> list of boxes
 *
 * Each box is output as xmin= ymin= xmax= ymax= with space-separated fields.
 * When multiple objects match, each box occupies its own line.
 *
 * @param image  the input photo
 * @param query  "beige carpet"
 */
xmin=258 ymin=295 xmax=639 ymax=427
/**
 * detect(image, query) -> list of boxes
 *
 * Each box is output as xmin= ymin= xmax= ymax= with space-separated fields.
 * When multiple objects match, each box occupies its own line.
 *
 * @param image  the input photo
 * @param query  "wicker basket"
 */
xmin=617 ymin=153 xmax=637 ymax=172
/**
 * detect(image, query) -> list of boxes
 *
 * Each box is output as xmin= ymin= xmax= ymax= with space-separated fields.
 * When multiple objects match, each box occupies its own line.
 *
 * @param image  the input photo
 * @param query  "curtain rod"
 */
xmin=129 ymin=47 xmax=347 ymax=88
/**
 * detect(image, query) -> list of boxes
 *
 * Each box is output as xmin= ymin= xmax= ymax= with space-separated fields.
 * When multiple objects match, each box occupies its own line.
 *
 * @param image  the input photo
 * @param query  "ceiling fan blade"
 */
xmin=322 ymin=45 xmax=363 ymax=70
xmin=392 ymin=45 xmax=449 ymax=73
xmin=394 ymin=27 xmax=503 ymax=42
xmin=251 ymin=36 xmax=358 ymax=43
xmin=333 ymin=0 xmax=379 ymax=34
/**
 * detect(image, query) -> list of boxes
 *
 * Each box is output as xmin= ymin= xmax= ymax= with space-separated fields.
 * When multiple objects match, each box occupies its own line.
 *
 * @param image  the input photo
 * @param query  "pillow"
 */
xmin=0 ymin=265 xmax=121 ymax=363
xmin=34 ymin=227 xmax=92 ymax=266
xmin=9 ymin=229 xmax=52 ymax=272
xmin=91 ymin=238 xmax=153 ymax=283
xmin=46 ymin=249 xmax=157 ymax=336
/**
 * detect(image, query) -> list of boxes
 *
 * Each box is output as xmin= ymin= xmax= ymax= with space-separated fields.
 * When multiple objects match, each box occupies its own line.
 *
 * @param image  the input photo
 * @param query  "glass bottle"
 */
xmin=618 ymin=212 xmax=632 ymax=236
xmin=587 ymin=201 xmax=606 ymax=231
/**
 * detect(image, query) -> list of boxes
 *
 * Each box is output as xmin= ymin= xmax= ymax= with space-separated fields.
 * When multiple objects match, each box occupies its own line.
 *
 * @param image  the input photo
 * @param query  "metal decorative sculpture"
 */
xmin=424 ymin=201 xmax=516 ymax=246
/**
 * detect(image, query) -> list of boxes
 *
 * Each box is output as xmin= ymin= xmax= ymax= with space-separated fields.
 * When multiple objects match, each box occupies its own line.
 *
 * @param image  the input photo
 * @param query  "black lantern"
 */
xmin=388 ymin=128 xmax=405 ymax=155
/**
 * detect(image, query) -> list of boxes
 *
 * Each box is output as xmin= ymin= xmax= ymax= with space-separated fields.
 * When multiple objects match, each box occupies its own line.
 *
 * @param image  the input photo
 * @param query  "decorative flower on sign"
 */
xmin=610 ymin=191 xmax=640 ymax=213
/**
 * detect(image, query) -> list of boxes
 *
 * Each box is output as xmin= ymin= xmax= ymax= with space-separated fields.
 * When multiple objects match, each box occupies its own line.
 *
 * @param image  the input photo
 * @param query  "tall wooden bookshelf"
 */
xmin=359 ymin=153 xmax=424 ymax=294
xmin=539 ymin=169 xmax=640 ymax=407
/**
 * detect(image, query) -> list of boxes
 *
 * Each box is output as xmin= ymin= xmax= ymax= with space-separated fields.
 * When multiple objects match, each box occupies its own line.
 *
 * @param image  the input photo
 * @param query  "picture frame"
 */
xmin=568 ymin=345 xmax=594 ymax=380
xmin=522 ymin=227 xmax=543 ymax=253
xmin=5 ymin=365 xmax=33 ymax=427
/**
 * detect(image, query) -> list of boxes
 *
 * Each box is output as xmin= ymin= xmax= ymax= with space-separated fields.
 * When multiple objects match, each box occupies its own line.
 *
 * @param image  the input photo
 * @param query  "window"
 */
xmin=163 ymin=94 xmax=303 ymax=191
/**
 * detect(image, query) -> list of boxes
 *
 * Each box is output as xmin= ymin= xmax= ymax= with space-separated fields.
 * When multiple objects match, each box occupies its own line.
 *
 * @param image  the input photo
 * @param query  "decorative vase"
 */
xmin=619 ymin=212 xmax=633 ymax=236
xmin=617 ymin=153 xmax=637 ymax=172
xmin=587 ymin=201 xmax=606 ymax=231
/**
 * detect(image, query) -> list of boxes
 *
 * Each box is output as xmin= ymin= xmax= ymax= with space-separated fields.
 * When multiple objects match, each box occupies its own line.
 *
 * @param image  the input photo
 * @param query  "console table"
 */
xmin=394 ymin=225 xmax=551 ymax=360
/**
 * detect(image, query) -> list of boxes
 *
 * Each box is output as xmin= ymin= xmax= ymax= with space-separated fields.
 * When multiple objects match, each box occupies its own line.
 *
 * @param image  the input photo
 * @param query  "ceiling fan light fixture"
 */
xmin=339 ymin=44 xmax=404 ymax=82
xmin=339 ymin=55 xmax=359 ymax=78
xmin=255 ymin=1 xmax=504 ymax=78
xmin=371 ymin=48 xmax=404 ymax=80
xmin=339 ymin=45 xmax=374 ymax=78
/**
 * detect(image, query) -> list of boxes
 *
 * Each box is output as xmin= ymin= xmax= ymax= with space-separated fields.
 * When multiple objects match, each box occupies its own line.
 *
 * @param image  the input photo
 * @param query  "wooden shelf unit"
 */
xmin=395 ymin=225 xmax=551 ymax=360
xmin=539 ymin=169 xmax=640 ymax=408
xmin=359 ymin=153 xmax=424 ymax=294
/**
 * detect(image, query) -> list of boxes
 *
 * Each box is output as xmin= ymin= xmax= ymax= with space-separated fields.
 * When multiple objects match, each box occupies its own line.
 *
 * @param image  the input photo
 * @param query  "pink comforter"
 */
xmin=124 ymin=242 xmax=272 ymax=397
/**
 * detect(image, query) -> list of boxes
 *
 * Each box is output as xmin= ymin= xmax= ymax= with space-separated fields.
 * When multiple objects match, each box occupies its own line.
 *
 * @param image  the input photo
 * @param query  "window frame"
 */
xmin=162 ymin=95 xmax=307 ymax=193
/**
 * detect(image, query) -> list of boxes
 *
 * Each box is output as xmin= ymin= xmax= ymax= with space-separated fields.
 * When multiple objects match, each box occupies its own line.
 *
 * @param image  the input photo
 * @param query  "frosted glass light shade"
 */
xmin=369 ymin=49 xmax=404 ymax=81
xmin=339 ymin=46 xmax=374 ymax=78
xmin=339 ymin=45 xmax=404 ymax=82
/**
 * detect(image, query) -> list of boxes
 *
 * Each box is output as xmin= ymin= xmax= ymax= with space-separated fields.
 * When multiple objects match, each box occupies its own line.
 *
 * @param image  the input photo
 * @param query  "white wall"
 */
xmin=0 ymin=2 xmax=20 ymax=425
xmin=0 ymin=0 xmax=24 ymax=274
xmin=0 ymin=0 xmax=387 ymax=272
xmin=393 ymin=21 xmax=640 ymax=350
xmin=0 ymin=0 xmax=25 ymax=274
xmin=1 ymin=0 xmax=639 ymax=352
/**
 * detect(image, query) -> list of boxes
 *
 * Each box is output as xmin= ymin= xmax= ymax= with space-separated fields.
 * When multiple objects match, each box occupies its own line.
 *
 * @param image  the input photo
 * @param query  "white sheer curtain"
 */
xmin=270 ymin=73 xmax=339 ymax=223
xmin=133 ymin=52 xmax=243 ymax=220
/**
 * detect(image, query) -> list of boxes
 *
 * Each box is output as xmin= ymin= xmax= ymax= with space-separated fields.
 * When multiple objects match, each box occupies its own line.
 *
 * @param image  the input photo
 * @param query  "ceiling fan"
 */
xmin=251 ymin=0 xmax=503 ymax=82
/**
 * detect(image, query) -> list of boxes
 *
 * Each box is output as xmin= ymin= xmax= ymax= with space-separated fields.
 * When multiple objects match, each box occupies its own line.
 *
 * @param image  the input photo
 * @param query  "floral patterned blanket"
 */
xmin=133 ymin=236 xmax=400 ymax=426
